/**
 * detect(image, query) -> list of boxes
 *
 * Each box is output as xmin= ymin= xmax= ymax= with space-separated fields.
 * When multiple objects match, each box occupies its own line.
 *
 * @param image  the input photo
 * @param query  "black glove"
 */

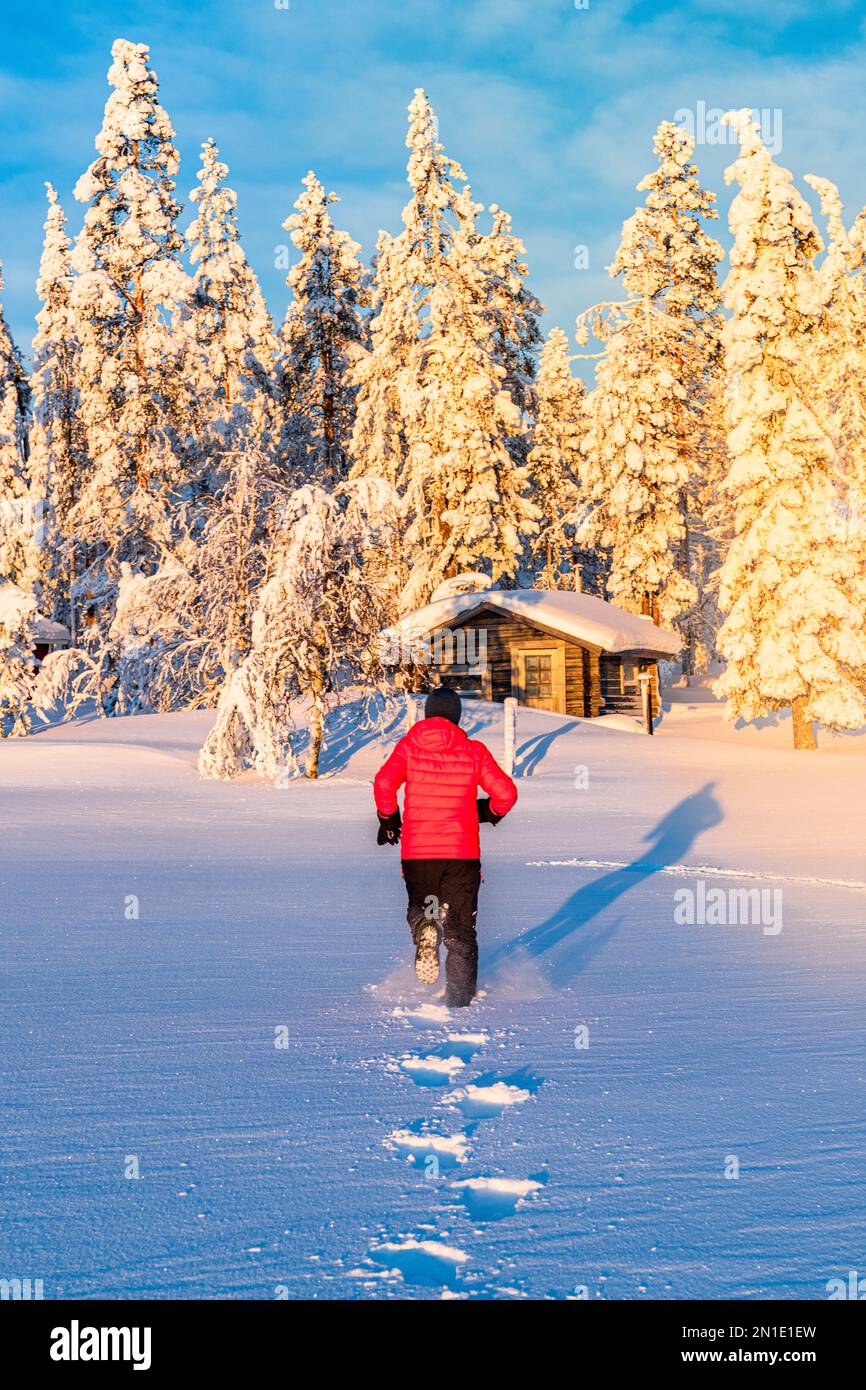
xmin=477 ymin=797 xmax=504 ymax=826
xmin=376 ymin=809 xmax=402 ymax=846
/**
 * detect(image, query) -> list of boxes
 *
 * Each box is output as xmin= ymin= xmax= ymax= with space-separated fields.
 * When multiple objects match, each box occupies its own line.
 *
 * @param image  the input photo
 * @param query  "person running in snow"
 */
xmin=373 ymin=686 xmax=518 ymax=1008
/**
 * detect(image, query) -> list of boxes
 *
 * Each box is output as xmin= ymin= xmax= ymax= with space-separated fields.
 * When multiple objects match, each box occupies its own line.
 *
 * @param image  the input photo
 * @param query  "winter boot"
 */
xmin=414 ymin=918 xmax=441 ymax=985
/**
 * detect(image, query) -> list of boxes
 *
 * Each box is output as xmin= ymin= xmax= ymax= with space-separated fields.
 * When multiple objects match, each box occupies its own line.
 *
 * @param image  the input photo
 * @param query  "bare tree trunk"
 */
xmin=792 ymin=696 xmax=816 ymax=751
xmin=306 ymin=696 xmax=324 ymax=778
xmin=130 ymin=140 xmax=151 ymax=494
xmin=678 ymin=486 xmax=695 ymax=680
xmin=67 ymin=547 xmax=77 ymax=648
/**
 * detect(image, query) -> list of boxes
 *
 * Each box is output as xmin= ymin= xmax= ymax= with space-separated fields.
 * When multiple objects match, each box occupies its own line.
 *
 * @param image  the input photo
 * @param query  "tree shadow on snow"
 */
xmin=451 ymin=700 xmax=496 ymax=739
xmin=489 ymin=781 xmax=723 ymax=988
xmin=315 ymin=696 xmax=409 ymax=774
xmin=316 ymin=696 xmax=498 ymax=775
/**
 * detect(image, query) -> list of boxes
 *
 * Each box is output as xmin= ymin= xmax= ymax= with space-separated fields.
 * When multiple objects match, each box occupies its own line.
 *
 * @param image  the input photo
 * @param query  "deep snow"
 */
xmin=1 ymin=696 xmax=864 ymax=1299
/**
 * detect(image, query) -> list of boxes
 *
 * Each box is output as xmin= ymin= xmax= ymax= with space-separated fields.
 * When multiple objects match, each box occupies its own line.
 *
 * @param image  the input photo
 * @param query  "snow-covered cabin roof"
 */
xmin=390 ymin=588 xmax=682 ymax=657
xmin=0 ymin=583 xmax=70 ymax=643
xmin=34 ymin=615 xmax=70 ymax=644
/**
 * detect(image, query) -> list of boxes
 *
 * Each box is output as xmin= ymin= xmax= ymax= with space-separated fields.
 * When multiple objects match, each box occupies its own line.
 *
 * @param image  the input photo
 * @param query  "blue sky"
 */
xmin=1 ymin=0 xmax=865 ymax=371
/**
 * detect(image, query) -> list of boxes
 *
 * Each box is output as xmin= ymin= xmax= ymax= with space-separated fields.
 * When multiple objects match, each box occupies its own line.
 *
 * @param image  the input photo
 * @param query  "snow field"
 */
xmin=1 ymin=697 xmax=865 ymax=1298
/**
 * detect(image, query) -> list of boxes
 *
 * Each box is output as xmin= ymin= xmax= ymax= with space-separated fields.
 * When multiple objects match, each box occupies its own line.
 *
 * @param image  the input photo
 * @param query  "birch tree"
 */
xmin=199 ymin=476 xmax=399 ymax=781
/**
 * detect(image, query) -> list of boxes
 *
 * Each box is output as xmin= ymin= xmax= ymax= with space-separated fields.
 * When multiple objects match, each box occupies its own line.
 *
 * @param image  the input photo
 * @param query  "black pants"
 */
xmin=403 ymin=859 xmax=482 ymax=1008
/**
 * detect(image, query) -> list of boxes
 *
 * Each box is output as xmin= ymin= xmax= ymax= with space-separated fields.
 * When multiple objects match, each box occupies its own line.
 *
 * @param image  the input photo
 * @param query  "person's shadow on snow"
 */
xmin=490 ymin=781 xmax=723 ymax=985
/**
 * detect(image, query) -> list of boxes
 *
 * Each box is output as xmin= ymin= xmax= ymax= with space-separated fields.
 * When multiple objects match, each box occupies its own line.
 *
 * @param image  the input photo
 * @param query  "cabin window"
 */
xmin=435 ymin=665 xmax=489 ymax=700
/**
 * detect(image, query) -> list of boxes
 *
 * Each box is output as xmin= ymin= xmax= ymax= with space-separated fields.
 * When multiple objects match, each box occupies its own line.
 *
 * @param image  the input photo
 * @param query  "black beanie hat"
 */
xmin=424 ymin=686 xmax=462 ymax=726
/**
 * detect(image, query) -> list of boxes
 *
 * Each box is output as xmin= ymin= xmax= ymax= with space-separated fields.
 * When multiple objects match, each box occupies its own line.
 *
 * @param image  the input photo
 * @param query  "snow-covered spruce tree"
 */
xmin=185 ymin=138 xmax=277 ymax=473
xmin=343 ymin=234 xmax=416 ymax=608
xmin=401 ymin=89 xmax=467 ymax=282
xmin=578 ymin=120 xmax=724 ymax=635
xmin=399 ymin=96 xmax=539 ymax=604
xmin=353 ymin=90 xmax=470 ymax=600
xmin=69 ymin=38 xmax=191 ymax=711
xmin=353 ymin=93 xmax=540 ymax=605
xmin=483 ymin=205 xmax=543 ymax=411
xmin=400 ymin=188 xmax=539 ymax=608
xmin=108 ymin=140 xmax=284 ymax=715
xmin=527 ymin=327 xmax=587 ymax=585
xmin=279 ymin=172 xmax=368 ymax=484
xmin=0 ymin=583 xmax=38 ymax=737
xmin=579 ymin=328 xmax=696 ymax=624
xmin=474 ymin=203 xmax=543 ymax=469
xmin=714 ymin=111 xmax=866 ymax=749
xmin=0 ymin=264 xmax=36 ymax=593
xmin=613 ymin=118 xmax=726 ymax=593
xmin=29 ymin=184 xmax=89 ymax=633
xmin=199 ymin=476 xmax=399 ymax=781
xmin=793 ymin=176 xmax=866 ymax=720
xmin=348 ymin=229 xmax=417 ymax=491
xmin=803 ymin=175 xmax=866 ymax=569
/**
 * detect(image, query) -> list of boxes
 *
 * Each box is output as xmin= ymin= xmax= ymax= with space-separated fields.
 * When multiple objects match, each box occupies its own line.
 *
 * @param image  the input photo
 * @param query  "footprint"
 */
xmin=445 ymin=1081 xmax=532 ymax=1118
xmin=444 ymin=1031 xmax=488 ymax=1061
xmin=392 ymin=1003 xmax=452 ymax=1029
xmin=450 ymin=1176 xmax=543 ymax=1220
xmin=400 ymin=1053 xmax=466 ymax=1087
xmin=386 ymin=1127 xmax=471 ymax=1169
xmin=443 ymin=1067 xmax=543 ymax=1117
xmin=367 ymin=1238 xmax=469 ymax=1288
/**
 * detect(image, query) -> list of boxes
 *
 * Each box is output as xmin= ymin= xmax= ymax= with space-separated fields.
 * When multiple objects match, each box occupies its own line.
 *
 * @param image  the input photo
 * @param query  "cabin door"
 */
xmin=511 ymin=642 xmax=566 ymax=713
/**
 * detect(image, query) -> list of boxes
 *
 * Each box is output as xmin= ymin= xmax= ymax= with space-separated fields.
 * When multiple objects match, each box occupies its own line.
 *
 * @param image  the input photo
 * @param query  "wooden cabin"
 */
xmin=0 ymin=583 xmax=70 ymax=664
xmin=33 ymin=614 xmax=71 ymax=664
xmin=388 ymin=587 xmax=681 ymax=720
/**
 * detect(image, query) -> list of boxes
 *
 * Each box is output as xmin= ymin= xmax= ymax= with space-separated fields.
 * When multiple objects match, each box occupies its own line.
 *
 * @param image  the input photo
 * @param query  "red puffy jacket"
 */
xmin=374 ymin=717 xmax=518 ymax=860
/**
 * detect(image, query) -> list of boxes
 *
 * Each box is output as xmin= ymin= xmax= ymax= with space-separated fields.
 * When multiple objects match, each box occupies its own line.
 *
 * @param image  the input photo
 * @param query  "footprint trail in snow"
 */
xmin=352 ymin=983 xmax=547 ymax=1296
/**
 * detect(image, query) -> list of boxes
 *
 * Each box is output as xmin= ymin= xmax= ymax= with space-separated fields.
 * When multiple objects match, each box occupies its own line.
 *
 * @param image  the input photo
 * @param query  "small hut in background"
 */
xmin=0 ymin=582 xmax=70 ymax=665
xmin=387 ymin=586 xmax=681 ymax=720
xmin=33 ymin=613 xmax=71 ymax=664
